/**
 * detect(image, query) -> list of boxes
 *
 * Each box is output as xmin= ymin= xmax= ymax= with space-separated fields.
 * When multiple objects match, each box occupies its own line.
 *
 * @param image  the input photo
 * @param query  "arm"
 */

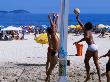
xmin=99 ymin=50 xmax=110 ymax=59
xmin=48 ymin=13 xmax=54 ymax=26
xmin=76 ymin=15 xmax=84 ymax=30
xmin=98 ymin=54 xmax=107 ymax=59
xmin=54 ymin=14 xmax=58 ymax=32
xmin=73 ymin=38 xmax=85 ymax=45
xmin=48 ymin=13 xmax=58 ymax=34
xmin=54 ymin=13 xmax=58 ymax=25
xmin=52 ymin=13 xmax=58 ymax=34
xmin=47 ymin=33 xmax=51 ymax=46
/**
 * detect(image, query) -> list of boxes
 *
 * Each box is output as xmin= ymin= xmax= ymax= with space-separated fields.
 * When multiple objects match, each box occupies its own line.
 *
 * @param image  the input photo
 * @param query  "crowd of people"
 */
xmin=0 ymin=30 xmax=24 ymax=40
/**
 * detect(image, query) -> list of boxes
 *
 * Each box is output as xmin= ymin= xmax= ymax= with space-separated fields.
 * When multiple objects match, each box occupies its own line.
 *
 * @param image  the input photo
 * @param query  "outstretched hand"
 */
xmin=98 ymin=57 xmax=101 ymax=60
xmin=98 ymin=55 xmax=105 ymax=60
xmin=48 ymin=13 xmax=59 ymax=33
xmin=53 ymin=13 xmax=58 ymax=25
xmin=48 ymin=13 xmax=53 ymax=20
xmin=48 ymin=13 xmax=54 ymax=26
xmin=48 ymin=13 xmax=58 ymax=25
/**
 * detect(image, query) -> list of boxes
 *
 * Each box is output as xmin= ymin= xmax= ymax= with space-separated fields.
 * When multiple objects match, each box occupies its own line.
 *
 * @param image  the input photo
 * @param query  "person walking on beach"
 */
xmin=99 ymin=50 xmax=110 ymax=82
xmin=73 ymin=14 xmax=101 ymax=82
xmin=45 ymin=13 xmax=59 ymax=82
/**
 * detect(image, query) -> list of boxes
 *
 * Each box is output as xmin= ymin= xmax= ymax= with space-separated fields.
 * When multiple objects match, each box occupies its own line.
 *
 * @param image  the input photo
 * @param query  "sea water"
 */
xmin=0 ymin=13 xmax=110 ymax=27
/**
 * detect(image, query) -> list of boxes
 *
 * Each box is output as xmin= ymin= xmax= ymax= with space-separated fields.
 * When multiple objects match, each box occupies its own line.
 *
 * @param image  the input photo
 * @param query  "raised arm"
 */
xmin=54 ymin=13 xmax=58 ymax=25
xmin=48 ymin=13 xmax=58 ymax=34
xmin=48 ymin=13 xmax=54 ymax=26
xmin=76 ymin=15 xmax=84 ymax=30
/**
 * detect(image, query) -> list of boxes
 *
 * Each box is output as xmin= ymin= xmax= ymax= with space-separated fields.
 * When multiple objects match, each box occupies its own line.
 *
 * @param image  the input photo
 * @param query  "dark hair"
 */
xmin=46 ymin=27 xmax=52 ymax=34
xmin=84 ymin=22 xmax=93 ymax=30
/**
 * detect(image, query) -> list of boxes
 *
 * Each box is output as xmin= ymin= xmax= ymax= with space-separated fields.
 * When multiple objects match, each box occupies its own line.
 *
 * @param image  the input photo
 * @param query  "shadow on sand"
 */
xmin=16 ymin=63 xmax=46 ymax=66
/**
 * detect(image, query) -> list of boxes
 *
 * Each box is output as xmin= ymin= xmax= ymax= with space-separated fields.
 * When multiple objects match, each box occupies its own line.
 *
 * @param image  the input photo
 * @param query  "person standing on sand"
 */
xmin=73 ymin=14 xmax=101 ymax=82
xmin=98 ymin=29 xmax=105 ymax=38
xmin=99 ymin=50 xmax=110 ymax=82
xmin=45 ymin=13 xmax=60 ymax=82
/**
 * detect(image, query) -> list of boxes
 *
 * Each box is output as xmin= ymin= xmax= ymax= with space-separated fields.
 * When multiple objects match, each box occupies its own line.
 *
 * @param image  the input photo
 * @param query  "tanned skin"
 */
xmin=99 ymin=50 xmax=110 ymax=82
xmin=73 ymin=15 xmax=101 ymax=82
xmin=45 ymin=13 xmax=59 ymax=82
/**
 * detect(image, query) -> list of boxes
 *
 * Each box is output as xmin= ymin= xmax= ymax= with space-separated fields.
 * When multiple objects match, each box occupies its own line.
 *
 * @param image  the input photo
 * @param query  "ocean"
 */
xmin=0 ymin=14 xmax=110 ymax=27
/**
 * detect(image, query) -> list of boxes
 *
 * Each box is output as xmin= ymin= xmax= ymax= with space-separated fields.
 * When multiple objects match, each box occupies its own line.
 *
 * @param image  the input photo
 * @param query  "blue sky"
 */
xmin=0 ymin=0 xmax=110 ymax=14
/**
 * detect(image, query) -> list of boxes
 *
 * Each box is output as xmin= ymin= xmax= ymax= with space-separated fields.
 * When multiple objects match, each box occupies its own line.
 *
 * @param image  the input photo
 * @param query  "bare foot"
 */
xmin=84 ymin=77 xmax=90 ymax=82
xmin=98 ymin=79 xmax=101 ymax=82
xmin=45 ymin=77 xmax=48 ymax=82
xmin=45 ymin=76 xmax=50 ymax=82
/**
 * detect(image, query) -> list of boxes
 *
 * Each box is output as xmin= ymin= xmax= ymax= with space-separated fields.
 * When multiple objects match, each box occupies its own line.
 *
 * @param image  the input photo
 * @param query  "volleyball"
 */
xmin=74 ymin=8 xmax=80 ymax=15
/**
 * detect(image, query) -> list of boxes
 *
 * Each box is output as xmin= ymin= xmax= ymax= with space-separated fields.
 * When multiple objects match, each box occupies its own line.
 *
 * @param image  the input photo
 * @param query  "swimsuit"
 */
xmin=48 ymin=47 xmax=58 ymax=56
xmin=51 ymin=50 xmax=58 ymax=57
xmin=87 ymin=44 xmax=98 ymax=52
xmin=48 ymin=47 xmax=51 ymax=53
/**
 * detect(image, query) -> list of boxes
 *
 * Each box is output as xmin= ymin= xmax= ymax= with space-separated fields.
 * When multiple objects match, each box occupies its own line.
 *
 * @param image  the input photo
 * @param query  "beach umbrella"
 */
xmin=68 ymin=25 xmax=76 ymax=28
xmin=0 ymin=25 xmax=4 ymax=29
xmin=41 ymin=25 xmax=48 ymax=29
xmin=76 ymin=25 xmax=82 ymax=29
xmin=2 ymin=26 xmax=18 ymax=31
xmin=34 ymin=33 xmax=48 ymax=45
xmin=106 ymin=25 xmax=110 ymax=30
xmin=1 ymin=26 xmax=22 ymax=31
xmin=97 ymin=24 xmax=106 ymax=28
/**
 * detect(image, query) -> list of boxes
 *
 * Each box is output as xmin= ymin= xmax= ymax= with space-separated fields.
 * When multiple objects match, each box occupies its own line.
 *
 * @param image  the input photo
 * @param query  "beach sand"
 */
xmin=0 ymin=33 xmax=110 ymax=82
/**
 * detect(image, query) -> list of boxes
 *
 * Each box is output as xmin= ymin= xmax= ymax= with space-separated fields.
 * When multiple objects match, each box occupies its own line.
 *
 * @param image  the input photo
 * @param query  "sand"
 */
xmin=0 ymin=33 xmax=110 ymax=82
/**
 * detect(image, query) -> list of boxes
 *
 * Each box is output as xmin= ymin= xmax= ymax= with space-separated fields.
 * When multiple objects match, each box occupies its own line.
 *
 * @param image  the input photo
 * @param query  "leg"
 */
xmin=106 ymin=63 xmax=110 ymax=82
xmin=46 ymin=52 xmax=50 ymax=74
xmin=84 ymin=50 xmax=92 ymax=82
xmin=45 ymin=56 xmax=58 ymax=82
xmin=93 ymin=51 xmax=101 ymax=82
xmin=108 ymin=71 xmax=110 ymax=82
xmin=106 ymin=72 xmax=109 ymax=82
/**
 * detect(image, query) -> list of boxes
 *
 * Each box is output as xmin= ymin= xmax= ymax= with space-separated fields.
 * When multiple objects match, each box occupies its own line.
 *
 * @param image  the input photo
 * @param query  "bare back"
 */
xmin=84 ymin=31 xmax=95 ymax=45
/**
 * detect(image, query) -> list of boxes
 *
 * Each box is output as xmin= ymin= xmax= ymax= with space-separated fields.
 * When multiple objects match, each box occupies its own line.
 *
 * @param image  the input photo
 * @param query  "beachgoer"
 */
xmin=99 ymin=50 xmax=110 ymax=82
xmin=73 ymin=15 xmax=101 ymax=82
xmin=45 ymin=13 xmax=59 ymax=82
xmin=98 ymin=29 xmax=105 ymax=38
xmin=34 ymin=28 xmax=37 ymax=38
